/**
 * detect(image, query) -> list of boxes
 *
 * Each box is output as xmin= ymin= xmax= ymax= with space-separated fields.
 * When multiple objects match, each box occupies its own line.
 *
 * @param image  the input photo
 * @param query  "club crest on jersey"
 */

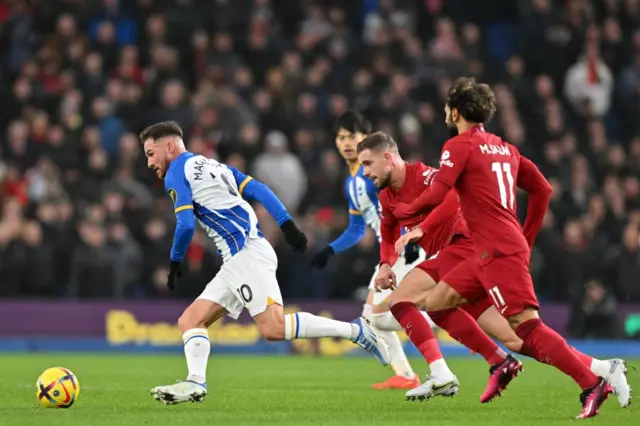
xmin=440 ymin=150 xmax=454 ymax=168
xmin=168 ymin=188 xmax=177 ymax=204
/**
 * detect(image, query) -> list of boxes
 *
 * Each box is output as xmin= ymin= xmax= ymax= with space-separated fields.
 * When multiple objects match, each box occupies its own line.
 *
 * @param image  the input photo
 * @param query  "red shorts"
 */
xmin=416 ymin=236 xmax=492 ymax=319
xmin=442 ymin=251 xmax=539 ymax=318
xmin=416 ymin=235 xmax=474 ymax=282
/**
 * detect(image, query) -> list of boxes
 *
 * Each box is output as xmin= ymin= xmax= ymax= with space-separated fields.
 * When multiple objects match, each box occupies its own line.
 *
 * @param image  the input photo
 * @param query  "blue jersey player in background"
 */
xmin=140 ymin=121 xmax=391 ymax=405
xmin=310 ymin=110 xmax=425 ymax=390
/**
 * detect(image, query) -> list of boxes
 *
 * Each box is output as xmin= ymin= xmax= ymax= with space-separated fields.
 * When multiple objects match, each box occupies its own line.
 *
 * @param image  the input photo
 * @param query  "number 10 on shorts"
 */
xmin=488 ymin=286 xmax=506 ymax=310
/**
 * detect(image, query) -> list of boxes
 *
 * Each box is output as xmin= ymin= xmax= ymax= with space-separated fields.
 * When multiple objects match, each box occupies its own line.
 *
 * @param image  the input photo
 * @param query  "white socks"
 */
xmin=379 ymin=329 xmax=416 ymax=378
xmin=362 ymin=303 xmax=374 ymax=318
xmin=371 ymin=311 xmax=434 ymax=331
xmin=590 ymin=358 xmax=611 ymax=377
xmin=367 ymin=310 xmax=416 ymax=379
xmin=429 ymin=358 xmax=455 ymax=381
xmin=183 ymin=328 xmax=210 ymax=384
xmin=284 ymin=312 xmax=357 ymax=341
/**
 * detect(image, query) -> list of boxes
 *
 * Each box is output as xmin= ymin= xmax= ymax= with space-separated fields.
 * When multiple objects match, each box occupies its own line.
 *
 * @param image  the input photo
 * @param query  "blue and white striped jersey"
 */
xmin=165 ymin=152 xmax=263 ymax=262
xmin=346 ymin=164 xmax=380 ymax=240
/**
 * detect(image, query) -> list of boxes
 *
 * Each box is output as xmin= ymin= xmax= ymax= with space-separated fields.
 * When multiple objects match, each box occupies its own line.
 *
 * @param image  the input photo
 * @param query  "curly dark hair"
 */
xmin=446 ymin=77 xmax=497 ymax=124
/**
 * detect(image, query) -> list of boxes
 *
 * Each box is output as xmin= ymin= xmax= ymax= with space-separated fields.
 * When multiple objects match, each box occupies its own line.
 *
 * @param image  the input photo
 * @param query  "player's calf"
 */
xmin=151 ymin=301 xmax=224 ymax=405
xmin=254 ymin=304 xmax=390 ymax=366
xmin=388 ymin=270 xmax=456 ymax=385
xmin=476 ymin=305 xmax=523 ymax=353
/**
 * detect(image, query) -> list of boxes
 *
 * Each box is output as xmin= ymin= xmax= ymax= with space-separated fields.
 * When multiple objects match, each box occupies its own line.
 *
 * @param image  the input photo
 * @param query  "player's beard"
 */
xmin=376 ymin=171 xmax=392 ymax=189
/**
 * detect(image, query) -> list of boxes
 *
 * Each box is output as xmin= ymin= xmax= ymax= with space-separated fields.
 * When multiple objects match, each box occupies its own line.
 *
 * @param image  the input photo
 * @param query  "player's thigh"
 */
xmin=178 ymin=299 xmax=228 ymax=332
xmin=430 ymin=257 xmax=486 ymax=311
xmin=478 ymin=252 xmax=539 ymax=322
xmin=387 ymin=268 xmax=436 ymax=307
xmin=199 ymin=238 xmax=284 ymax=322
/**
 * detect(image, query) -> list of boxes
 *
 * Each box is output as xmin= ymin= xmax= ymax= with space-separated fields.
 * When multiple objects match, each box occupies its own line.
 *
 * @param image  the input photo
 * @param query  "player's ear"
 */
xmin=451 ymin=108 xmax=460 ymax=123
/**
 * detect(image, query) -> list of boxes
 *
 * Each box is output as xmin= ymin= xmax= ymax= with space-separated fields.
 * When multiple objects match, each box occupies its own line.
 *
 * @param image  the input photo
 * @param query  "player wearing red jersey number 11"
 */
xmin=392 ymin=77 xmax=623 ymax=419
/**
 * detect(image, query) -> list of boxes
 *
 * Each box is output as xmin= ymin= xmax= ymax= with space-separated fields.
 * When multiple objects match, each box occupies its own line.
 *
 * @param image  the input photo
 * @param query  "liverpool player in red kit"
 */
xmin=358 ymin=134 xmax=526 ymax=403
xmin=391 ymin=77 xmax=616 ymax=419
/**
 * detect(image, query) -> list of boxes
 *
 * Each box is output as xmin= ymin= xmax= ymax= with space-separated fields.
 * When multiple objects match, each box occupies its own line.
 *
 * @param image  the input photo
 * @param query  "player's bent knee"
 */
xmin=507 ymin=307 xmax=539 ymax=328
xmin=425 ymin=281 xmax=462 ymax=311
xmin=178 ymin=311 xmax=201 ymax=332
xmin=178 ymin=299 xmax=227 ymax=332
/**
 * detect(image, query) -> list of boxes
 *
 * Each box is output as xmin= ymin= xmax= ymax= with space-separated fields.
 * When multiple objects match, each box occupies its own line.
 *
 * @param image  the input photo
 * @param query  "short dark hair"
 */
xmin=333 ymin=109 xmax=371 ymax=135
xmin=139 ymin=121 xmax=183 ymax=143
xmin=446 ymin=77 xmax=496 ymax=124
xmin=356 ymin=131 xmax=398 ymax=154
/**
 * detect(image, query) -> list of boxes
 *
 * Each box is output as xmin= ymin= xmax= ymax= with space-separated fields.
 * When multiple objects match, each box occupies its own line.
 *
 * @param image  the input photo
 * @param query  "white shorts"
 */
xmin=197 ymin=237 xmax=283 ymax=320
xmin=367 ymin=249 xmax=427 ymax=305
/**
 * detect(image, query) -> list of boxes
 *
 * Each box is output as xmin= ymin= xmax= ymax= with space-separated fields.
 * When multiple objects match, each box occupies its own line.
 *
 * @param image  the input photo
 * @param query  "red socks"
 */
xmin=390 ymin=302 xmax=442 ymax=364
xmin=515 ymin=319 xmax=599 ymax=390
xmin=571 ymin=347 xmax=594 ymax=368
xmin=430 ymin=308 xmax=505 ymax=366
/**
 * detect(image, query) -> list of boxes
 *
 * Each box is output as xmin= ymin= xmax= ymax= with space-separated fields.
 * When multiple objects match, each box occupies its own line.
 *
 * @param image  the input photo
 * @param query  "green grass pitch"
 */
xmin=2 ymin=354 xmax=638 ymax=425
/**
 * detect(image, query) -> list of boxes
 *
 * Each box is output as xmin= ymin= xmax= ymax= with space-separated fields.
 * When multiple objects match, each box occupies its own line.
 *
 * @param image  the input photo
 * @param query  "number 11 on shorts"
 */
xmin=488 ymin=286 xmax=506 ymax=310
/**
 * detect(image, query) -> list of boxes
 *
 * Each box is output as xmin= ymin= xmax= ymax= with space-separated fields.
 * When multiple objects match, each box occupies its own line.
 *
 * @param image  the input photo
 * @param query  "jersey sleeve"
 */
xmin=379 ymin=193 xmax=400 ymax=266
xmin=418 ymin=190 xmax=458 ymax=235
xmin=328 ymin=210 xmax=367 ymax=254
xmin=517 ymin=155 xmax=552 ymax=247
xmin=165 ymin=162 xmax=196 ymax=262
xmin=434 ymin=138 xmax=472 ymax=188
xmin=227 ymin=165 xmax=292 ymax=226
xmin=329 ymin=179 xmax=366 ymax=253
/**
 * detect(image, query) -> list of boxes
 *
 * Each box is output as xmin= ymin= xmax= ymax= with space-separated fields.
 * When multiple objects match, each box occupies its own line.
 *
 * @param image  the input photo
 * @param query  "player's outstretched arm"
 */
xmin=227 ymin=165 xmax=307 ymax=252
xmin=311 ymin=209 xmax=366 ymax=268
xmin=166 ymin=169 xmax=197 ymax=290
xmin=417 ymin=189 xmax=459 ymax=236
xmin=517 ymin=156 xmax=552 ymax=248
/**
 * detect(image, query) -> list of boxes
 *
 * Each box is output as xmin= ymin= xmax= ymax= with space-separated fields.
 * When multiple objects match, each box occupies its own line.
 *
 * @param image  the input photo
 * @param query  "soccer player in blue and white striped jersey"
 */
xmin=141 ymin=121 xmax=390 ymax=405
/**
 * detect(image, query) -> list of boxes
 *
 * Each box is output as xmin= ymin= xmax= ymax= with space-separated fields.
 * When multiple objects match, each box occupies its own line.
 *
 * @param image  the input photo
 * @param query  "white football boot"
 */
xmin=351 ymin=317 xmax=390 ymax=366
xmin=405 ymin=375 xmax=459 ymax=401
xmin=151 ymin=380 xmax=207 ymax=405
xmin=602 ymin=359 xmax=631 ymax=408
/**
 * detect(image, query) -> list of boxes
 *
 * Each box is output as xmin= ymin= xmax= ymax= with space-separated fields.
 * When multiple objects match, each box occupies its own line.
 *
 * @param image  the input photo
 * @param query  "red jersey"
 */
xmin=434 ymin=125 xmax=551 ymax=262
xmin=378 ymin=162 xmax=468 ymax=264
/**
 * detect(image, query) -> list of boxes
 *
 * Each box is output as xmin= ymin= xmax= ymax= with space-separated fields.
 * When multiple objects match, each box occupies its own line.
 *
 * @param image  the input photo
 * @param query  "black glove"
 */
xmin=167 ymin=260 xmax=183 ymax=291
xmin=280 ymin=220 xmax=308 ymax=252
xmin=310 ymin=246 xmax=334 ymax=269
xmin=404 ymin=241 xmax=420 ymax=264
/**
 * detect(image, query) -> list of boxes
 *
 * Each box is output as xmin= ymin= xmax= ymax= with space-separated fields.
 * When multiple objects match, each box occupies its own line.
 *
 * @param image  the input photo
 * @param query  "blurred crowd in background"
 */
xmin=0 ymin=0 xmax=639 ymax=338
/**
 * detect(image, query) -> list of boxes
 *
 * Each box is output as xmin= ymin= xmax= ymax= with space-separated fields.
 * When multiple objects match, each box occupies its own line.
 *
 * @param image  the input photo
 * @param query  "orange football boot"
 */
xmin=372 ymin=375 xmax=421 ymax=390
